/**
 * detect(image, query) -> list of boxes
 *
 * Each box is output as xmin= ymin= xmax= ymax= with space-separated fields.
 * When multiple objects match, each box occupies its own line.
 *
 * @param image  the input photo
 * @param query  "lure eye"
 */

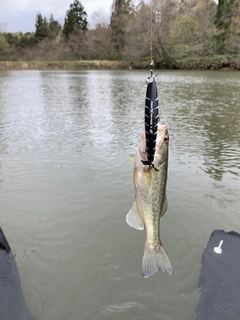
xmin=164 ymin=136 xmax=169 ymax=143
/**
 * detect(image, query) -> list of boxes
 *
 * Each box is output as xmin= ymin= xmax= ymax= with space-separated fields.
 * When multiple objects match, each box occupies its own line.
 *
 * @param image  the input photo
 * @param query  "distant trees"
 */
xmin=48 ymin=14 xmax=62 ymax=40
xmin=151 ymin=0 xmax=179 ymax=68
xmin=110 ymin=0 xmax=135 ymax=58
xmin=60 ymin=0 xmax=88 ymax=60
xmin=88 ymin=8 xmax=113 ymax=59
xmin=214 ymin=0 xmax=231 ymax=53
xmin=35 ymin=13 xmax=61 ymax=41
xmin=35 ymin=13 xmax=48 ymax=40
xmin=124 ymin=0 xmax=179 ymax=68
xmin=215 ymin=0 xmax=240 ymax=53
xmin=62 ymin=0 xmax=88 ymax=38
xmin=171 ymin=0 xmax=217 ymax=57
xmin=89 ymin=24 xmax=113 ymax=59
xmin=0 ymin=34 xmax=10 ymax=60
xmin=123 ymin=3 xmax=150 ymax=62
xmin=16 ymin=33 xmax=37 ymax=48
xmin=0 ymin=32 xmax=37 ymax=60
xmin=0 ymin=0 xmax=240 ymax=65
xmin=227 ymin=0 xmax=240 ymax=53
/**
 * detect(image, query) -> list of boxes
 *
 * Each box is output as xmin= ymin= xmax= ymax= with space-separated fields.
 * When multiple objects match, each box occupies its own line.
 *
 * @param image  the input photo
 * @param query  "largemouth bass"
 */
xmin=126 ymin=122 xmax=173 ymax=278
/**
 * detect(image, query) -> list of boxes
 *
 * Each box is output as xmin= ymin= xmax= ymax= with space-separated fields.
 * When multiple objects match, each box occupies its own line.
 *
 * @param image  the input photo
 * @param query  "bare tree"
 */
xmin=88 ymin=25 xmax=113 ymax=60
xmin=61 ymin=27 xmax=88 ymax=60
xmin=91 ymin=8 xmax=110 ymax=28
xmin=124 ymin=3 xmax=151 ymax=62
xmin=124 ymin=0 xmax=178 ymax=68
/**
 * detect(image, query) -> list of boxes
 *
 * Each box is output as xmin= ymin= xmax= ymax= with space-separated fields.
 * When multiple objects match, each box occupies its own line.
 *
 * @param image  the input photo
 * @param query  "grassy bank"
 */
xmin=0 ymin=55 xmax=240 ymax=71
xmin=132 ymin=54 xmax=240 ymax=70
xmin=175 ymin=55 xmax=240 ymax=70
xmin=0 ymin=60 xmax=130 ymax=71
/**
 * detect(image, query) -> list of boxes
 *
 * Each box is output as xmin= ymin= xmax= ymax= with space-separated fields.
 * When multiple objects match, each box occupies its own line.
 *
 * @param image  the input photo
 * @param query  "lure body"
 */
xmin=141 ymin=75 xmax=159 ymax=169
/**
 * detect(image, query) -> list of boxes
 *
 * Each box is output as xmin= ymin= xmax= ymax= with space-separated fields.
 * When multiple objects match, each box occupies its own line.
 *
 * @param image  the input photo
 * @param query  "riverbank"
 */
xmin=0 ymin=55 xmax=239 ymax=71
xmin=176 ymin=55 xmax=240 ymax=70
xmin=0 ymin=60 xmax=130 ymax=71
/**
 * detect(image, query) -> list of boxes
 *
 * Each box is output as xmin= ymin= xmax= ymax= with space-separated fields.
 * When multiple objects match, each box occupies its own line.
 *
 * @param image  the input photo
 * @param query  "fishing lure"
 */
xmin=141 ymin=71 xmax=159 ymax=170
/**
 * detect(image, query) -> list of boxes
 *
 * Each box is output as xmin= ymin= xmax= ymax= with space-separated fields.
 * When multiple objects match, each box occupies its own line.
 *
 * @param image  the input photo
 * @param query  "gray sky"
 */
xmin=0 ymin=0 xmax=113 ymax=33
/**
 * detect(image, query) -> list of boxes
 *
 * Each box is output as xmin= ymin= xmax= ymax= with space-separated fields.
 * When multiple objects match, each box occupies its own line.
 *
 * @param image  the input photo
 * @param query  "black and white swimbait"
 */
xmin=141 ymin=75 xmax=159 ymax=171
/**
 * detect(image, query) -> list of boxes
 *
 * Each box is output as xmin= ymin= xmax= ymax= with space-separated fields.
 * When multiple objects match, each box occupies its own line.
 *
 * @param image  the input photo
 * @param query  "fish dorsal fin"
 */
xmin=126 ymin=202 xmax=144 ymax=230
xmin=160 ymin=196 xmax=168 ymax=217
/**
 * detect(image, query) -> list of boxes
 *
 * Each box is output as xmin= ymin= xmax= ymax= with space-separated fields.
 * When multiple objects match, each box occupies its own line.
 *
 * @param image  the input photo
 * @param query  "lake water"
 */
xmin=0 ymin=70 xmax=239 ymax=320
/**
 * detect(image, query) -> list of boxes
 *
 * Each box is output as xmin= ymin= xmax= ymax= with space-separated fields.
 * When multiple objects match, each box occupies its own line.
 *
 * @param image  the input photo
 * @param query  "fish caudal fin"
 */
xmin=142 ymin=243 xmax=173 ymax=278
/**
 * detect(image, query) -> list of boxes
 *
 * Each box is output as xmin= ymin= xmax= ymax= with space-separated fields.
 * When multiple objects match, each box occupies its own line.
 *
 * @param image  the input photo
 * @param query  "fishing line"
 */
xmin=150 ymin=6 xmax=153 ymax=76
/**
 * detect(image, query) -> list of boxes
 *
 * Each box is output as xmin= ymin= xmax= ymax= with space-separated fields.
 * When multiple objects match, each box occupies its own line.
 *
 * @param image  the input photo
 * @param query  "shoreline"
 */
xmin=0 ymin=60 xmax=131 ymax=71
xmin=0 ymin=58 xmax=239 ymax=71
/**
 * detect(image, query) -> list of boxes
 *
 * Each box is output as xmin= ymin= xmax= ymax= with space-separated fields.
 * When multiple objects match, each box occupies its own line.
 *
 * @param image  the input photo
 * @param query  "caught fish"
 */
xmin=126 ymin=122 xmax=173 ymax=278
xmin=141 ymin=75 xmax=159 ymax=170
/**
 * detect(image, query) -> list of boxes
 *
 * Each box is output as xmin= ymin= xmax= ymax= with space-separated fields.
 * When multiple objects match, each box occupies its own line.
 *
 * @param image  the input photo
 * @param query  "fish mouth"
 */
xmin=158 ymin=121 xmax=168 ymax=132
xmin=160 ymin=121 xmax=167 ymax=126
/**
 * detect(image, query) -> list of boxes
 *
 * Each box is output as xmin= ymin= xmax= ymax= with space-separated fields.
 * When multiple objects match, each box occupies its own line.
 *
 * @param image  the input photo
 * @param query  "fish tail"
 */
xmin=142 ymin=243 xmax=173 ymax=278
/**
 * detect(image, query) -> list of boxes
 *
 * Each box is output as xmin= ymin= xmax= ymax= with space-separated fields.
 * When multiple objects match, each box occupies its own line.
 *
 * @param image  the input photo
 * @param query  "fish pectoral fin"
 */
xmin=126 ymin=156 xmax=135 ymax=163
xmin=142 ymin=243 xmax=173 ymax=278
xmin=126 ymin=202 xmax=144 ymax=230
xmin=160 ymin=196 xmax=168 ymax=217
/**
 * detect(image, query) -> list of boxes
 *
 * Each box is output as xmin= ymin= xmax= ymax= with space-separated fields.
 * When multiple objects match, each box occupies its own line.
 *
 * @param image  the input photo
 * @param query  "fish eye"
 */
xmin=164 ymin=136 xmax=169 ymax=143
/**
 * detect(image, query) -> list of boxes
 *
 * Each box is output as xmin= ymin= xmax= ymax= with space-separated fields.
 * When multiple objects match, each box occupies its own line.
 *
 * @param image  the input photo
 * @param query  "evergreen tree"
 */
xmin=4 ymin=32 xmax=37 ymax=49
xmin=110 ymin=0 xmax=135 ymax=57
xmin=4 ymin=33 xmax=18 ymax=46
xmin=214 ymin=0 xmax=234 ymax=53
xmin=18 ymin=33 xmax=37 ymax=48
xmin=42 ymin=17 xmax=49 ymax=38
xmin=35 ymin=13 xmax=43 ymax=38
xmin=48 ymin=14 xmax=62 ymax=40
xmin=227 ymin=0 xmax=240 ymax=53
xmin=35 ymin=13 xmax=48 ymax=40
xmin=62 ymin=0 xmax=88 ymax=38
